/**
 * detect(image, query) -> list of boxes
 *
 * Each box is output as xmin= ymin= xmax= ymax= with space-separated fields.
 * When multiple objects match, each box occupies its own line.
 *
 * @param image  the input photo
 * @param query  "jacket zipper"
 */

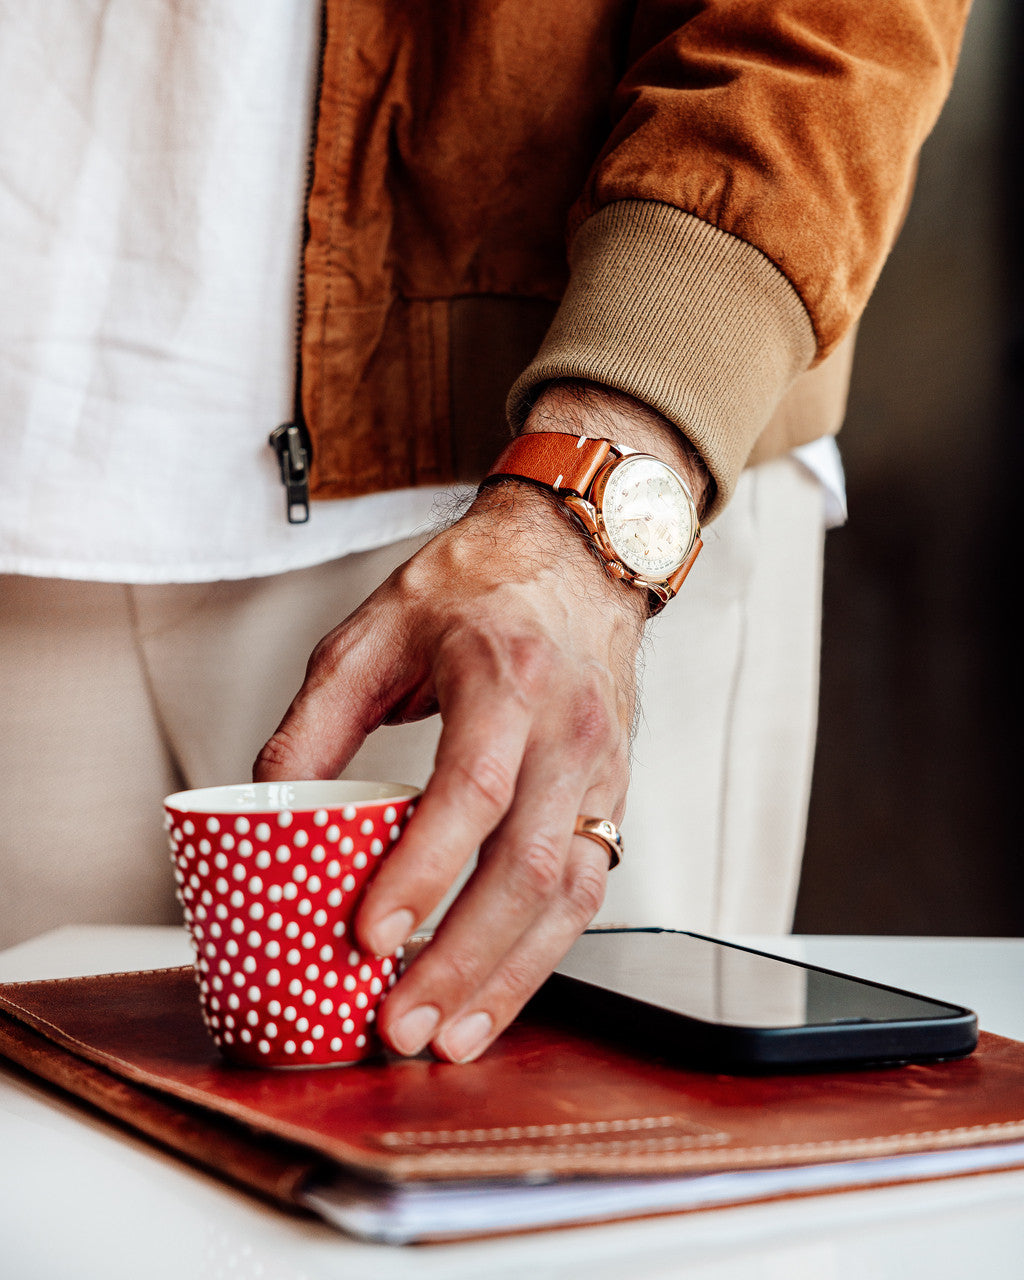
xmin=269 ymin=2 xmax=327 ymax=525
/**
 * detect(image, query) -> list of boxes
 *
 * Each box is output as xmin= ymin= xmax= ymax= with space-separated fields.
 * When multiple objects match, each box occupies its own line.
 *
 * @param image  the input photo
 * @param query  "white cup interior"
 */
xmin=164 ymin=780 xmax=419 ymax=814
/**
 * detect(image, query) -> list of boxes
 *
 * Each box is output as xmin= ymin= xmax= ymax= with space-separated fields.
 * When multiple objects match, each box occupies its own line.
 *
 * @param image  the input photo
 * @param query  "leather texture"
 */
xmin=484 ymin=431 xmax=703 ymax=602
xmin=2 ymin=966 xmax=1024 ymax=1197
xmin=0 ymin=1012 xmax=321 ymax=1209
xmin=664 ymin=539 xmax=703 ymax=596
xmin=486 ymin=433 xmax=613 ymax=497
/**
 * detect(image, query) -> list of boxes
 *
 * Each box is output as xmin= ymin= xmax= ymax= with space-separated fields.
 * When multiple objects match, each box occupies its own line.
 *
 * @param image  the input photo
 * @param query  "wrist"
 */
xmin=469 ymin=480 xmax=649 ymax=627
xmin=480 ymin=408 xmax=703 ymax=617
xmin=521 ymin=380 xmax=712 ymax=521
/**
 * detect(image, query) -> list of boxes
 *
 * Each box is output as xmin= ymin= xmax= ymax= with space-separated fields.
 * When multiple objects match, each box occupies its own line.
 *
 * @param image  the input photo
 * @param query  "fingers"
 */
xmin=373 ymin=763 xmax=623 ymax=1063
xmin=434 ymin=837 xmax=611 ymax=1064
xmin=354 ymin=624 xmax=622 ymax=945
xmin=254 ymin=597 xmax=413 ymax=782
xmin=354 ymin=659 xmax=542 ymax=955
xmin=251 ymin=502 xmax=640 ymax=1065
xmin=352 ymin=613 xmax=632 ymax=1063
xmin=383 ymin=827 xmax=615 ymax=1063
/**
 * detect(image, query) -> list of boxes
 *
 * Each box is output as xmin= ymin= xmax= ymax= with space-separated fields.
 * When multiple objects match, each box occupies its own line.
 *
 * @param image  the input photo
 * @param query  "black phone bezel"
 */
xmin=532 ymin=928 xmax=979 ymax=1073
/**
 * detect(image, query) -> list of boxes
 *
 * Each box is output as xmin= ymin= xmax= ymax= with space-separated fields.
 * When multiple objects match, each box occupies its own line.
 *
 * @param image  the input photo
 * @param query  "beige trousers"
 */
xmin=0 ymin=457 xmax=824 ymax=949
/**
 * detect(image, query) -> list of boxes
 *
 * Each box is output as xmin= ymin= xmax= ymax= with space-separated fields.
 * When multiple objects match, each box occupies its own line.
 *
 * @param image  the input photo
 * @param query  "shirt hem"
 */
xmin=0 ymin=526 xmax=442 ymax=586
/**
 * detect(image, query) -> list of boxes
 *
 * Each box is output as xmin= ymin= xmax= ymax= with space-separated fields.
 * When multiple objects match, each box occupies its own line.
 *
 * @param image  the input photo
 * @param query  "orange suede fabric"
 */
xmin=300 ymin=0 xmax=970 ymax=503
xmin=577 ymin=0 xmax=971 ymax=356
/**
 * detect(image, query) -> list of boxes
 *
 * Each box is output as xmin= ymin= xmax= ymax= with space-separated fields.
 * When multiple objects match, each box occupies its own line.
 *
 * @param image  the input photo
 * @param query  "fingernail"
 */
xmin=389 ymin=1004 xmax=441 ymax=1056
xmin=439 ymin=1011 xmax=494 ymax=1064
xmin=370 ymin=908 xmax=416 ymax=957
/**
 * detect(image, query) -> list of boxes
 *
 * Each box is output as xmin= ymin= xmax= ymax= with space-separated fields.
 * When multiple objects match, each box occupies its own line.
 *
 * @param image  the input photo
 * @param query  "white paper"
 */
xmin=303 ymin=1141 xmax=1024 ymax=1245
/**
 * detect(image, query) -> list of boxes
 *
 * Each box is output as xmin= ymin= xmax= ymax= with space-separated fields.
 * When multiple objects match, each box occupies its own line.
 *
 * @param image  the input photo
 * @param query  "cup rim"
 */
xmin=163 ymin=780 xmax=419 ymax=814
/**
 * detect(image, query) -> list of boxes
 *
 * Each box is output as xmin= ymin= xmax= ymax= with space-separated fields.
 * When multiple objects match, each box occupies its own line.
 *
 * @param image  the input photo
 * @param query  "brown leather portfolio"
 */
xmin=2 ymin=964 xmax=1024 ymax=1243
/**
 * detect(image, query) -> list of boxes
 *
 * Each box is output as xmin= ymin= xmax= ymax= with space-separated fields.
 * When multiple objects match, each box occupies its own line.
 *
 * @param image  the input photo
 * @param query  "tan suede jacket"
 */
xmin=297 ymin=0 xmax=970 ymax=521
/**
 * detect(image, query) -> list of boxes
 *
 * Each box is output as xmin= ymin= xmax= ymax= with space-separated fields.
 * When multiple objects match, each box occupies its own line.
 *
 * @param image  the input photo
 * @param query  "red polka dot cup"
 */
xmin=163 ymin=781 xmax=418 ymax=1068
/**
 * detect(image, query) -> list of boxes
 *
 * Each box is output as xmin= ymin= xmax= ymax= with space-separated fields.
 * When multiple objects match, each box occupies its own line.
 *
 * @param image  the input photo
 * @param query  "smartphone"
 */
xmin=531 ymin=929 xmax=978 ymax=1072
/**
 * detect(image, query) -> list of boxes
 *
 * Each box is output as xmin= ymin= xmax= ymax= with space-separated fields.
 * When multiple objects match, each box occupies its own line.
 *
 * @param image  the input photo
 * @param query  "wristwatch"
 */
xmin=480 ymin=431 xmax=702 ymax=613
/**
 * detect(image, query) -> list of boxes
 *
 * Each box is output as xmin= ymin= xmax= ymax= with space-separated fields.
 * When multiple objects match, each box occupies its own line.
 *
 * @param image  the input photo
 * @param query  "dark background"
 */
xmin=794 ymin=0 xmax=1023 ymax=936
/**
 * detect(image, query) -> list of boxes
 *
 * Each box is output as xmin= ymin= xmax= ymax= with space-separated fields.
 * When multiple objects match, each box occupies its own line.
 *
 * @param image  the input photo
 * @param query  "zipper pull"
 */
xmin=269 ymin=422 xmax=311 ymax=524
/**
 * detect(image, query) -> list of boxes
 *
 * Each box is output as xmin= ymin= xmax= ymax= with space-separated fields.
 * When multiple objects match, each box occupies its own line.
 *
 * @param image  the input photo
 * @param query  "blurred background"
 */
xmin=794 ymin=0 xmax=1022 ymax=936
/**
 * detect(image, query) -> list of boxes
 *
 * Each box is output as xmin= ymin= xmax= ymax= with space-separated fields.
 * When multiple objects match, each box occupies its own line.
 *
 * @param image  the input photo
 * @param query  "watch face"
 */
xmin=599 ymin=455 xmax=696 ymax=579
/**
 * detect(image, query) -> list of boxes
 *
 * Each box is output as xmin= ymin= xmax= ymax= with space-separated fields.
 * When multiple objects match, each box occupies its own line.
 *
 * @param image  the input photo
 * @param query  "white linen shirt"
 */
xmin=0 ymin=1 xmax=450 ymax=584
xmin=0 ymin=2 xmax=843 ymax=587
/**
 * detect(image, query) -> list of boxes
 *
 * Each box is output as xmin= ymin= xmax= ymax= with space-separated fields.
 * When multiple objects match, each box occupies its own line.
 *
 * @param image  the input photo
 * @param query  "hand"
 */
xmin=254 ymin=382 xmax=709 ymax=1063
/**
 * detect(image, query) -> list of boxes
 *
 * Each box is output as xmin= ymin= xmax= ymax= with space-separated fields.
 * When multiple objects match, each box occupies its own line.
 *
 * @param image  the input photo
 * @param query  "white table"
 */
xmin=2 ymin=928 xmax=1023 ymax=1279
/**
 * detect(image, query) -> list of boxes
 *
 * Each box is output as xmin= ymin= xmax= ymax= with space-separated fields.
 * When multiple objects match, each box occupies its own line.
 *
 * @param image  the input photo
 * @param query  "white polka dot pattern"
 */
xmin=166 ymin=794 xmax=415 ymax=1067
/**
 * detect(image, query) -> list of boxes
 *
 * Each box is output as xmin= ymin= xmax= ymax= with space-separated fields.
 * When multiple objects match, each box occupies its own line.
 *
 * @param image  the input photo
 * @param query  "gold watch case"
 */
xmin=561 ymin=448 xmax=700 ymax=609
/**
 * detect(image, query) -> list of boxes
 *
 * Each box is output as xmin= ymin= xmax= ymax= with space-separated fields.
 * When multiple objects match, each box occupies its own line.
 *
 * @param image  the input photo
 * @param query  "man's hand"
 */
xmin=254 ymin=383 xmax=709 ymax=1063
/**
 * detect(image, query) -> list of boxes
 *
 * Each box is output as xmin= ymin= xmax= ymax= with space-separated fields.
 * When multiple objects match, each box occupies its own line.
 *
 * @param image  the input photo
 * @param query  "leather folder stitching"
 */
xmin=4 ymin=966 xmax=1024 ymax=1191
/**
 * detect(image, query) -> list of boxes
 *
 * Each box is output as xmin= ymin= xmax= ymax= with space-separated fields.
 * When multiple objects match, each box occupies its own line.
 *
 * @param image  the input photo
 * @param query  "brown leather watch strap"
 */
xmin=482 ymin=430 xmax=702 ymax=615
xmin=484 ymin=432 xmax=612 ymax=497
xmin=665 ymin=539 xmax=703 ymax=596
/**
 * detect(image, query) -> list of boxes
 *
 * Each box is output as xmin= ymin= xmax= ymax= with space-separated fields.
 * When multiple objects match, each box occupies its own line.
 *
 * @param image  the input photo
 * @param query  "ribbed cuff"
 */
xmin=507 ymin=201 xmax=816 ymax=521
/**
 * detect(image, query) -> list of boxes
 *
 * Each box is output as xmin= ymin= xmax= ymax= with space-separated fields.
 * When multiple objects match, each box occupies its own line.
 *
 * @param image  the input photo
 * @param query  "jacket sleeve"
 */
xmin=508 ymin=0 xmax=971 ymax=517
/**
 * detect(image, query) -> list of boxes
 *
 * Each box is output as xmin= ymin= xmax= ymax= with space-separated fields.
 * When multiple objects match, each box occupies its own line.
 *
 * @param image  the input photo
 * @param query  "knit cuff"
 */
xmin=507 ymin=201 xmax=816 ymax=520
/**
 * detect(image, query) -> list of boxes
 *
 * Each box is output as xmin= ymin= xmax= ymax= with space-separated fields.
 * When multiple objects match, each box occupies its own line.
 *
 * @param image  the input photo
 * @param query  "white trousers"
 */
xmin=0 ymin=457 xmax=824 ymax=948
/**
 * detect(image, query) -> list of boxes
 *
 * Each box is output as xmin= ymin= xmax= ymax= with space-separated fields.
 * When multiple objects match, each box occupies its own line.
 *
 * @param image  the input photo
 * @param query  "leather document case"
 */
xmin=2 ymin=965 xmax=1024 ymax=1243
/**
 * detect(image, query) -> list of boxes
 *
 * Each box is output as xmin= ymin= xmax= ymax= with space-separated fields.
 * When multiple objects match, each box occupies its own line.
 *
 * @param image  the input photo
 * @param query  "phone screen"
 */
xmin=556 ymin=931 xmax=966 ymax=1029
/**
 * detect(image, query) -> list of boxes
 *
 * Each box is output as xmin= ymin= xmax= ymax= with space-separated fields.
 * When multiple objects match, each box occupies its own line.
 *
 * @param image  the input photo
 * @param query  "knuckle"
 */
xmin=491 ymin=952 xmax=545 ymax=1006
xmin=509 ymin=834 xmax=563 ymax=903
xmin=563 ymin=861 xmax=607 ymax=924
xmin=254 ymin=729 xmax=302 ymax=779
xmin=390 ymin=549 xmax=433 ymax=606
xmin=430 ymin=941 xmax=487 ymax=996
xmin=305 ymin=630 xmax=347 ymax=684
xmin=450 ymin=752 xmax=517 ymax=818
xmin=568 ymin=682 xmax=614 ymax=757
xmin=437 ymin=624 xmax=559 ymax=706
xmin=507 ymin=632 xmax=559 ymax=697
xmin=386 ymin=943 xmax=486 ymax=1031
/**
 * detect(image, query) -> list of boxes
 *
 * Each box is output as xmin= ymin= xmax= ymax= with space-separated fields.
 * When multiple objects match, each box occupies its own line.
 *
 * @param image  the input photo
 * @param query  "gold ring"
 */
xmin=574 ymin=816 xmax=623 ymax=869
